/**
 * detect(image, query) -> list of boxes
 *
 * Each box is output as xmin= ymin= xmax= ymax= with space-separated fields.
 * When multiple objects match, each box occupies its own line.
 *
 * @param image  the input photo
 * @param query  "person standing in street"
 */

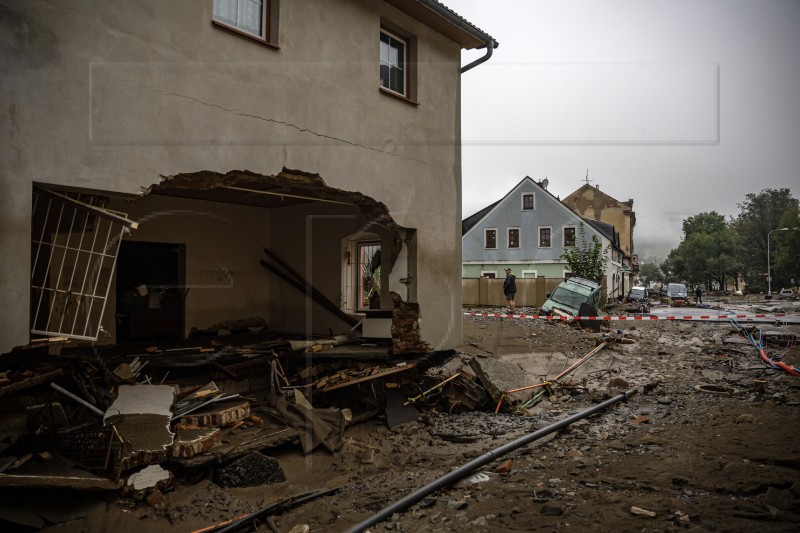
xmin=695 ymin=285 xmax=703 ymax=305
xmin=503 ymin=268 xmax=517 ymax=313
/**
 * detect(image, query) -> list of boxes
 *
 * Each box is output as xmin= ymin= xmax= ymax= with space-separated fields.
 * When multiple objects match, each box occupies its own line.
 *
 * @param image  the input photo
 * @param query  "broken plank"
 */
xmin=0 ymin=369 xmax=64 ymax=397
xmin=322 ymin=363 xmax=416 ymax=392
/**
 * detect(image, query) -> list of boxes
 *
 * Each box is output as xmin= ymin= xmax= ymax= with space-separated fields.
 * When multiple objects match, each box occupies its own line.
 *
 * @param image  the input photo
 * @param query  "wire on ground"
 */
xmin=464 ymin=312 xmax=787 ymax=321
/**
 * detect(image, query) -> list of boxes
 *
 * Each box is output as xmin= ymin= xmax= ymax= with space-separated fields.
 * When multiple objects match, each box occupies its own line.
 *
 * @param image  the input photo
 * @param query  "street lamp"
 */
xmin=766 ymin=227 xmax=789 ymax=298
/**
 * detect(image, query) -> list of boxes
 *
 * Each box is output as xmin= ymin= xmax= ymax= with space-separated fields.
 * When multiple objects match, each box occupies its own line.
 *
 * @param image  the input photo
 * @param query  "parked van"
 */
xmin=667 ymin=283 xmax=688 ymax=304
xmin=540 ymin=277 xmax=602 ymax=317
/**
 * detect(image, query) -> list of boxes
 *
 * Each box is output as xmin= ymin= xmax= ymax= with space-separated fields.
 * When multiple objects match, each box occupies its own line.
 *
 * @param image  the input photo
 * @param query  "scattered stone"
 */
xmin=631 ymin=415 xmax=649 ymax=425
xmin=495 ymin=459 xmax=513 ymax=473
xmin=214 ymin=452 xmax=285 ymax=488
xmin=630 ymin=506 xmax=656 ymax=517
xmin=764 ymin=487 xmax=794 ymax=511
xmin=146 ymin=489 xmax=165 ymax=507
xmin=610 ymin=377 xmax=630 ymax=389
xmin=470 ymin=515 xmax=489 ymax=526
xmin=541 ymin=503 xmax=565 ymax=516
xmin=566 ymin=449 xmax=583 ymax=459
xmin=288 ymin=525 xmax=309 ymax=533
xmin=447 ymin=499 xmax=468 ymax=510
xmin=735 ymin=414 xmax=757 ymax=424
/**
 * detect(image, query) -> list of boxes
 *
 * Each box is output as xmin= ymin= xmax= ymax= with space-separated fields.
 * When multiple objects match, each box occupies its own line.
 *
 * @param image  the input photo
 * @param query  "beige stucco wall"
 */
xmin=565 ymin=186 xmax=635 ymax=258
xmin=0 ymin=0 xmax=465 ymax=352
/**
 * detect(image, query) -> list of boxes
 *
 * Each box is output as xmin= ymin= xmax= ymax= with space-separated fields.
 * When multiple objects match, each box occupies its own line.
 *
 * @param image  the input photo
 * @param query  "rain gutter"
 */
xmin=415 ymin=0 xmax=498 ymax=73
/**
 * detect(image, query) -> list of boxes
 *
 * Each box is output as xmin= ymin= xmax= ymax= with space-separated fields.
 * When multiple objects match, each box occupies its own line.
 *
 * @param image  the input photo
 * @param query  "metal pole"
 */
xmin=50 ymin=382 xmax=104 ymax=417
xmin=345 ymin=387 xmax=639 ymax=533
xmin=768 ymin=228 xmax=789 ymax=298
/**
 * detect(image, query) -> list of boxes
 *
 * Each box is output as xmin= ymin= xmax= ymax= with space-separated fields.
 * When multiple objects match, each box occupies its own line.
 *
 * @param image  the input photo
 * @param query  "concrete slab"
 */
xmin=179 ymin=400 xmax=249 ymax=427
xmin=172 ymin=428 xmax=222 ymax=458
xmin=127 ymin=464 xmax=171 ymax=490
xmin=469 ymin=357 xmax=527 ymax=404
xmin=104 ymin=385 xmax=176 ymax=469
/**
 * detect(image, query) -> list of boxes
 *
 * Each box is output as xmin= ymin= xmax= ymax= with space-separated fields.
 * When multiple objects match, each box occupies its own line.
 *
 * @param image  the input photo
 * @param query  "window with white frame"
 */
xmin=539 ymin=227 xmax=551 ymax=248
xmin=563 ymin=226 xmax=576 ymax=247
xmin=522 ymin=193 xmax=535 ymax=210
xmin=380 ymin=30 xmax=406 ymax=96
xmin=484 ymin=229 xmax=497 ymax=249
xmin=481 ymin=271 xmax=497 ymax=279
xmin=521 ymin=270 xmax=538 ymax=278
xmin=213 ymin=0 xmax=277 ymax=44
xmin=507 ymin=228 xmax=520 ymax=248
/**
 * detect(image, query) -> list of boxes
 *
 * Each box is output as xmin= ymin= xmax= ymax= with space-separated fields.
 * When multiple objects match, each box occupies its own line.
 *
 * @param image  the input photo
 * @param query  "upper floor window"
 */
xmin=563 ymin=226 xmax=576 ymax=247
xmin=522 ymin=193 xmax=535 ymax=210
xmin=484 ymin=229 xmax=497 ymax=249
xmin=380 ymin=30 xmax=406 ymax=96
xmin=213 ymin=0 xmax=277 ymax=46
xmin=508 ymin=228 xmax=520 ymax=248
xmin=539 ymin=227 xmax=551 ymax=248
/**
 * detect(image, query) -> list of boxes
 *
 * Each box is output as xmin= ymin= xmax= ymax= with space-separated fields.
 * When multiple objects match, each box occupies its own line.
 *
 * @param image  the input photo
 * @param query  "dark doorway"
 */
xmin=115 ymin=241 xmax=185 ymax=342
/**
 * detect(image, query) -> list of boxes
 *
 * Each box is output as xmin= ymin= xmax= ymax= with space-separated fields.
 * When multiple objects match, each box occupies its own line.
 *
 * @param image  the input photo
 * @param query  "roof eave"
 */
xmin=384 ymin=0 xmax=497 ymax=49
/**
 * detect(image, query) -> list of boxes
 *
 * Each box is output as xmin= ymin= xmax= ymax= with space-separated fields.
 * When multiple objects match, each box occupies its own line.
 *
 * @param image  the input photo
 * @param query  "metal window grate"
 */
xmin=30 ymin=187 xmax=137 ymax=341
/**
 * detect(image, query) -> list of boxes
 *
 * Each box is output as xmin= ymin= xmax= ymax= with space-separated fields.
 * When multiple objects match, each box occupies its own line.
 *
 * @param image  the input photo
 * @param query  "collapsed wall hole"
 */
xmin=30 ymin=169 xmax=428 ymax=354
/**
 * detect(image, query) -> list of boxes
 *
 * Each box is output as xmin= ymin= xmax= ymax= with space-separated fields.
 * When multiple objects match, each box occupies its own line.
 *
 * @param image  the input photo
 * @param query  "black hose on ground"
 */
xmin=345 ymin=387 xmax=639 ymax=533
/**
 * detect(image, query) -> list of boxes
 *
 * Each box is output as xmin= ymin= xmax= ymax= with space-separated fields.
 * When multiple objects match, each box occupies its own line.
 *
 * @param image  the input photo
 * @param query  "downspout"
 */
xmin=460 ymin=39 xmax=496 ymax=73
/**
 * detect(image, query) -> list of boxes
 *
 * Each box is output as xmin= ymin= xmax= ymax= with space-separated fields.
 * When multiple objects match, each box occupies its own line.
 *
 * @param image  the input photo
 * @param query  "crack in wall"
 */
xmin=107 ymin=76 xmax=425 ymax=164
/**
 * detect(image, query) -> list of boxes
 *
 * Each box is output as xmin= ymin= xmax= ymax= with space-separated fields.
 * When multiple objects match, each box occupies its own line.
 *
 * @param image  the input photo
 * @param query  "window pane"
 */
xmin=380 ymin=39 xmax=390 ymax=63
xmin=390 ymin=67 xmax=404 ymax=94
xmin=486 ymin=230 xmax=496 ymax=248
xmin=564 ymin=228 xmax=576 ymax=246
xmin=379 ymin=31 xmax=406 ymax=95
xmin=523 ymin=194 xmax=534 ymax=210
xmin=213 ymin=0 xmax=238 ymax=26
xmin=540 ymin=228 xmax=551 ymax=247
xmin=509 ymin=229 xmax=519 ymax=248
xmin=239 ymin=0 xmax=263 ymax=36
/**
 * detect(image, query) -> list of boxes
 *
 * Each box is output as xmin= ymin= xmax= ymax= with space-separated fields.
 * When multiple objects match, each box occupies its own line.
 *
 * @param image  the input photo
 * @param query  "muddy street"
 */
xmin=2 ymin=300 xmax=797 ymax=533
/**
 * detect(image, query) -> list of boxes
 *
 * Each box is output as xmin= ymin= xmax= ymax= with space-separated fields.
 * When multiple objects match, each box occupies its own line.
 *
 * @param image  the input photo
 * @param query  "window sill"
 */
xmin=379 ymin=87 xmax=419 ymax=106
xmin=212 ymin=21 xmax=279 ymax=49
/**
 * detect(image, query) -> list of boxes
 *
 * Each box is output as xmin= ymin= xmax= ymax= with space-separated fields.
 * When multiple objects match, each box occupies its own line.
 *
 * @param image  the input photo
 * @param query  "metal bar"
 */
xmin=32 ymin=197 xmax=65 ymax=331
xmin=346 ymin=388 xmax=639 ymax=533
xmin=35 ymin=187 xmax=138 ymax=229
xmin=45 ymin=197 xmax=80 ymax=331
xmin=73 ymin=199 xmax=105 ymax=336
xmin=50 ymin=382 xmax=104 ymax=417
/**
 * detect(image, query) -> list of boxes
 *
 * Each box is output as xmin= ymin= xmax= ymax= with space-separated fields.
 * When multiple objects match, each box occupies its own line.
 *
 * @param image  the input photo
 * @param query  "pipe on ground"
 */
xmin=346 ymin=387 xmax=639 ymax=533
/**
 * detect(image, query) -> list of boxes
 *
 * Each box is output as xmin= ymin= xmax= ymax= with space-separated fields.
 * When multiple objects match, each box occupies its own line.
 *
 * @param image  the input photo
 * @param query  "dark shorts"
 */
xmin=504 ymin=292 xmax=516 ymax=301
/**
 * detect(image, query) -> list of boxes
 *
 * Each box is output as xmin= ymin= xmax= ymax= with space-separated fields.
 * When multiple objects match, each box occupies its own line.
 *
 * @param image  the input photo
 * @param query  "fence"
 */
xmin=462 ymin=276 xmax=564 ymax=307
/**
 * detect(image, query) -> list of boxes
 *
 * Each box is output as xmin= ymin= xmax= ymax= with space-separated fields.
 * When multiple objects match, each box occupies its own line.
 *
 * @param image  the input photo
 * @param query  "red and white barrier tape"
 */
xmin=463 ymin=312 xmax=788 ymax=321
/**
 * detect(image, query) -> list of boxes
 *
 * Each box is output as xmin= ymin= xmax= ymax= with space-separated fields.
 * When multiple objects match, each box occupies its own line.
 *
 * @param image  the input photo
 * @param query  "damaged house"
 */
xmin=0 ymin=0 xmax=497 ymax=355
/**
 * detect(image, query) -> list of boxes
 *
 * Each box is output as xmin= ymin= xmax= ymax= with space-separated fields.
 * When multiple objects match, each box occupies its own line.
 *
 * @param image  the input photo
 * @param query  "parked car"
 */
xmin=540 ymin=277 xmax=602 ymax=317
xmin=646 ymin=287 xmax=661 ymax=298
xmin=627 ymin=286 xmax=651 ymax=313
xmin=778 ymin=288 xmax=796 ymax=300
xmin=667 ymin=283 xmax=688 ymax=304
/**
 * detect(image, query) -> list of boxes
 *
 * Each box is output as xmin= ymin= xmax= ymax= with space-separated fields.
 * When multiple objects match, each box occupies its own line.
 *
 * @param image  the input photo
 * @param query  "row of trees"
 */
xmin=649 ymin=189 xmax=799 ymax=293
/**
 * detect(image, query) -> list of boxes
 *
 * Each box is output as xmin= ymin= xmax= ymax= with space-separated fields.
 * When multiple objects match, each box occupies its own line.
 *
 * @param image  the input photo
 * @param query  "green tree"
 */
xmin=682 ymin=211 xmax=728 ymax=238
xmin=774 ymin=206 xmax=800 ymax=288
xmin=561 ymin=222 xmax=608 ymax=283
xmin=733 ymin=188 xmax=799 ymax=292
xmin=664 ymin=211 xmax=742 ymax=290
xmin=639 ymin=263 xmax=663 ymax=285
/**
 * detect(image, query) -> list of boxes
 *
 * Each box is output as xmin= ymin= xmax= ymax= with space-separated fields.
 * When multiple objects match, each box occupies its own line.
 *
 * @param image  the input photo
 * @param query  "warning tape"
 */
xmin=463 ymin=312 xmax=788 ymax=321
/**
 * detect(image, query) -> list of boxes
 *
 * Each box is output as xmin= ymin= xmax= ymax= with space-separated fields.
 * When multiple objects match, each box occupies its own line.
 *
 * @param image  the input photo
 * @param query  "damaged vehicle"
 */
xmin=626 ymin=286 xmax=651 ymax=313
xmin=667 ymin=283 xmax=689 ymax=305
xmin=540 ymin=277 xmax=602 ymax=317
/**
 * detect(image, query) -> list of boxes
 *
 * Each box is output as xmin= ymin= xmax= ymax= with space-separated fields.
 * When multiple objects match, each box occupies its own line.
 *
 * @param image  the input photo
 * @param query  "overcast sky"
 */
xmin=453 ymin=0 xmax=800 ymax=261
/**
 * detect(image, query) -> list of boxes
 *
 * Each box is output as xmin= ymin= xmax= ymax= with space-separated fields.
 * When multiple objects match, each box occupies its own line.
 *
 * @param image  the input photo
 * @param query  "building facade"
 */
xmin=0 ymin=0 xmax=495 ymax=353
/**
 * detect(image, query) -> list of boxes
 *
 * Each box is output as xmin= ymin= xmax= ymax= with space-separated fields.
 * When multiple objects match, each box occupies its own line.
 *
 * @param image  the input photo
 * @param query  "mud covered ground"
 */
xmin=24 ymin=301 xmax=800 ymax=532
